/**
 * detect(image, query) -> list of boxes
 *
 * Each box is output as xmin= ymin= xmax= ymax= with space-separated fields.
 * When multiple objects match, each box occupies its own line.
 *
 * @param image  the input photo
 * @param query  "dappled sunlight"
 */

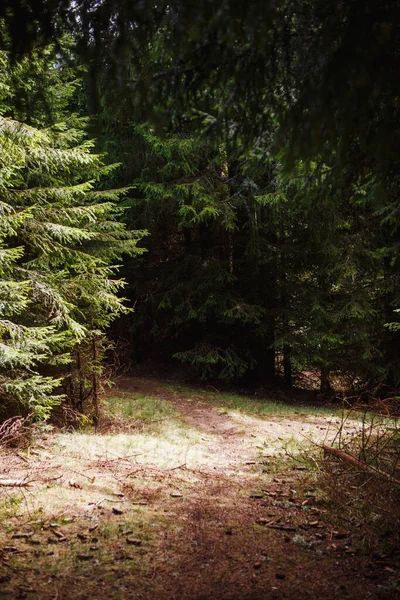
xmin=0 ymin=379 xmax=394 ymax=599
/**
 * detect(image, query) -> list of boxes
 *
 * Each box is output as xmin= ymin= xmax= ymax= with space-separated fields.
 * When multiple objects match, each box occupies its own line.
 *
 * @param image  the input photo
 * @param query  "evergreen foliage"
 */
xmin=117 ymin=124 xmax=397 ymax=390
xmin=0 ymin=112 xmax=146 ymax=419
xmin=124 ymin=128 xmax=249 ymax=380
xmin=0 ymin=3 xmax=399 ymax=398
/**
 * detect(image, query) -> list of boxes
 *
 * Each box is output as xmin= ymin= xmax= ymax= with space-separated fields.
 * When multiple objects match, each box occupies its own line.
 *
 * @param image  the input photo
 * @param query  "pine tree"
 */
xmin=0 ymin=115 xmax=146 ymax=419
xmin=0 ymin=199 xmax=62 ymax=420
xmin=257 ymin=158 xmax=386 ymax=391
xmin=122 ymin=126 xmax=278 ymax=382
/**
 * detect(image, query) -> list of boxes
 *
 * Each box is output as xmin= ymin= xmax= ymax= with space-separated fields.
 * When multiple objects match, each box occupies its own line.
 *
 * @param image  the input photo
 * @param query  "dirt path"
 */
xmin=116 ymin=377 xmax=358 ymax=477
xmin=0 ymin=378 xmax=398 ymax=599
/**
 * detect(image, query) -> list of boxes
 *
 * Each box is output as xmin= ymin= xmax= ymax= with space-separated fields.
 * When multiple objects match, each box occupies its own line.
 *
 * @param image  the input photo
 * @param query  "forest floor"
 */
xmin=0 ymin=377 xmax=399 ymax=599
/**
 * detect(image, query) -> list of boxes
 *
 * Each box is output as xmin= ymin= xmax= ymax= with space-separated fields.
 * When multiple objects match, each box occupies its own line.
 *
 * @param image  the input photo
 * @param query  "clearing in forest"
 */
xmin=0 ymin=378 xmax=398 ymax=599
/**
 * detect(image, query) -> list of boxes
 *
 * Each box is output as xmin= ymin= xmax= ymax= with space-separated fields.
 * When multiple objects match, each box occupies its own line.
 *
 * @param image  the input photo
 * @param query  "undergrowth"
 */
xmin=318 ymin=407 xmax=400 ymax=554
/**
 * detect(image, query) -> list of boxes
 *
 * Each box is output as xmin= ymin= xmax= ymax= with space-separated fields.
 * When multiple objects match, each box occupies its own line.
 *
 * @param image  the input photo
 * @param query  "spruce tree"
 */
xmin=0 ymin=115 xmax=145 ymax=419
xmin=122 ymin=126 xmax=277 ymax=383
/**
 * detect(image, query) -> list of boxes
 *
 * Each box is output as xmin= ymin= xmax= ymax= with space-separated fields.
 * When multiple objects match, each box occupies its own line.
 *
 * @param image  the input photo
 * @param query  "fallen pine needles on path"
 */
xmin=0 ymin=377 xmax=399 ymax=599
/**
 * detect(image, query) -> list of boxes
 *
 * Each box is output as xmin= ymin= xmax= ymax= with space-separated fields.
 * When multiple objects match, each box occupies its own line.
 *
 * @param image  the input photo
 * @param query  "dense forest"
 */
xmin=0 ymin=0 xmax=399 ymax=421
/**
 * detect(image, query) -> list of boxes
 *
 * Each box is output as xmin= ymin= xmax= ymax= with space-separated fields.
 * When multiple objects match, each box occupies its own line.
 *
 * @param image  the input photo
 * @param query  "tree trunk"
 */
xmin=183 ymin=227 xmax=192 ymax=253
xmin=283 ymin=344 xmax=292 ymax=387
xmin=383 ymin=244 xmax=400 ymax=389
xmin=92 ymin=336 xmax=99 ymax=427
xmin=280 ymin=206 xmax=292 ymax=388
xmin=320 ymin=365 xmax=332 ymax=394
xmin=76 ymin=350 xmax=84 ymax=412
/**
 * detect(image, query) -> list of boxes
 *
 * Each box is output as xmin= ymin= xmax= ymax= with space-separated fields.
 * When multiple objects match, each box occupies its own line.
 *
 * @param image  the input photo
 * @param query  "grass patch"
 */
xmin=0 ymin=494 xmax=23 ymax=519
xmin=52 ymin=425 xmax=207 ymax=473
xmin=162 ymin=382 xmax=338 ymax=418
xmin=215 ymin=392 xmax=334 ymax=417
xmin=105 ymin=392 xmax=179 ymax=422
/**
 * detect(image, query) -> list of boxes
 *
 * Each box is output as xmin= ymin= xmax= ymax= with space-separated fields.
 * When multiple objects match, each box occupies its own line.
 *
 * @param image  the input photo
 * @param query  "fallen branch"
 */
xmin=0 ymin=479 xmax=31 ymax=487
xmin=267 ymin=524 xmax=297 ymax=532
xmin=15 ymin=452 xmax=30 ymax=464
xmin=0 ymin=415 xmax=33 ymax=448
xmin=322 ymin=446 xmax=400 ymax=487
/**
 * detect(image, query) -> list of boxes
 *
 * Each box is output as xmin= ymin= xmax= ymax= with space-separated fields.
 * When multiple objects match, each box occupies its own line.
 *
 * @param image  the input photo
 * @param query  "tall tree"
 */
xmin=1 ymin=2 xmax=399 ymax=391
xmin=0 ymin=113 xmax=145 ymax=419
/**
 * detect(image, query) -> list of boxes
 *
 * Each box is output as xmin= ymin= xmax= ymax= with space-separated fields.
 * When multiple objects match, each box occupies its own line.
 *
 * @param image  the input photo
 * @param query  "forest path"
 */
xmin=0 ymin=377 xmax=396 ymax=600
xmin=115 ymin=376 xmax=355 ymax=477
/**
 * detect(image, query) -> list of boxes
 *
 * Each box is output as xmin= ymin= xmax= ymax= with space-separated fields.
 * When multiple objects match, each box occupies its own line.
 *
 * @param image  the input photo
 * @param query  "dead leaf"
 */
xmin=49 ymin=529 xmax=65 ymax=540
xmin=68 ymin=479 xmax=82 ymax=489
xmin=256 ymin=518 xmax=274 ymax=526
xmin=126 ymin=538 xmax=142 ymax=546
xmin=112 ymin=507 xmax=124 ymax=515
xmin=267 ymin=524 xmax=296 ymax=532
xmin=384 ymin=567 xmax=395 ymax=574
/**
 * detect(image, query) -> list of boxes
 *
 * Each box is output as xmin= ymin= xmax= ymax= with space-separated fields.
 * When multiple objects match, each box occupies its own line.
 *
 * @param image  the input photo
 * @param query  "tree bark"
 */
xmin=280 ymin=206 xmax=292 ymax=388
xmin=76 ymin=350 xmax=84 ymax=412
xmin=92 ymin=336 xmax=99 ymax=427
xmin=320 ymin=365 xmax=332 ymax=394
xmin=283 ymin=345 xmax=292 ymax=387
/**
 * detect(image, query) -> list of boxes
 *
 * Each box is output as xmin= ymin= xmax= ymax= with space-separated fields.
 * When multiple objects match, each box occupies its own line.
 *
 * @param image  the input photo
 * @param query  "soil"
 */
xmin=0 ymin=377 xmax=399 ymax=600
